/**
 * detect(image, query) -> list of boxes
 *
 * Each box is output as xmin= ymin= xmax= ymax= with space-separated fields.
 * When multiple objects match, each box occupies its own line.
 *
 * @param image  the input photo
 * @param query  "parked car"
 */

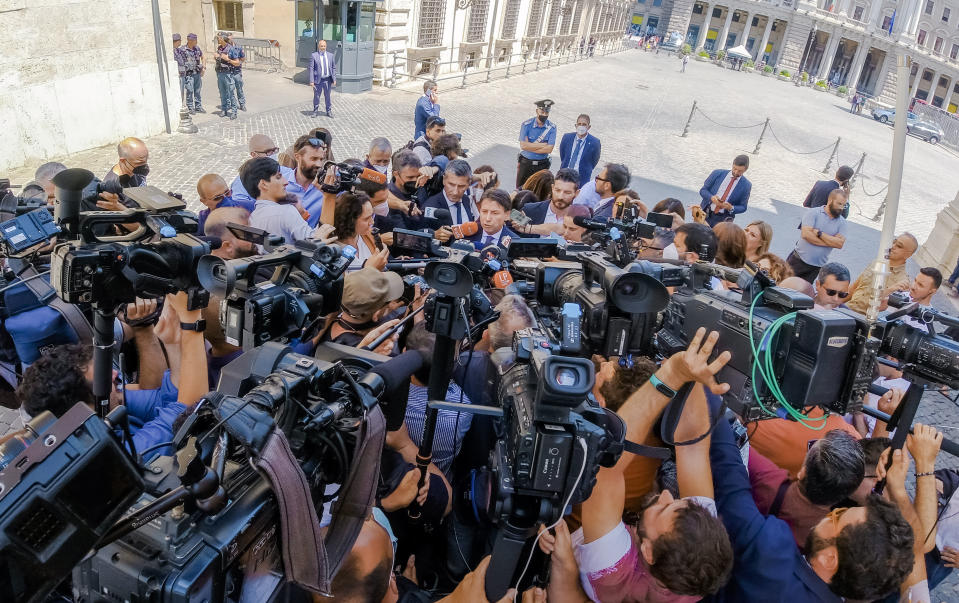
xmin=870 ymin=108 xmax=918 ymax=124
xmin=659 ymin=32 xmax=684 ymax=53
xmin=907 ymin=119 xmax=944 ymax=144
xmin=871 ymin=108 xmax=944 ymax=144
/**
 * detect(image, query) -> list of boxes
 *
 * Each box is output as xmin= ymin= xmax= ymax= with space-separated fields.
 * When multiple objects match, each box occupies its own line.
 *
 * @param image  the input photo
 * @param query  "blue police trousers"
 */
xmin=217 ymin=72 xmax=236 ymax=116
xmin=183 ymin=73 xmax=203 ymax=110
xmin=232 ymin=71 xmax=246 ymax=108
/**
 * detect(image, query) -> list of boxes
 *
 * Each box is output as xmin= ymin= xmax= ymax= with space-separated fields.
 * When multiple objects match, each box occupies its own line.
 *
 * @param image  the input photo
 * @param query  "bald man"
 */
xmin=230 ymin=134 xmax=296 ymax=205
xmin=105 ymin=137 xmax=149 ymax=188
xmin=779 ymin=276 xmax=817 ymax=298
xmin=846 ymin=232 xmax=918 ymax=314
xmin=329 ymin=515 xmax=398 ymax=603
xmin=197 ymin=173 xmax=255 ymax=234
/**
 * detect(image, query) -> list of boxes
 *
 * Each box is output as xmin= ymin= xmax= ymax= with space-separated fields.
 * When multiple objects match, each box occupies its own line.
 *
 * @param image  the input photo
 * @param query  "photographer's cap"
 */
xmin=342 ymin=268 xmax=404 ymax=321
xmin=534 ymin=99 xmax=554 ymax=112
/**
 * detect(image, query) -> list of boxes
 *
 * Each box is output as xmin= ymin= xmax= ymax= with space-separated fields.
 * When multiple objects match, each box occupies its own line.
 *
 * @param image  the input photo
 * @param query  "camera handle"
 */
xmin=485 ymin=512 xmax=542 ymax=601
xmin=872 ymin=382 xmax=924 ymax=496
xmin=92 ymin=306 xmax=119 ymax=420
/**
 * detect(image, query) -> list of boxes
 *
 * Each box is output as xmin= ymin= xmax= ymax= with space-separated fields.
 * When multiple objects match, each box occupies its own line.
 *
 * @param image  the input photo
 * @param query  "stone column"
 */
xmin=914 ymin=191 xmax=959 ymax=275
xmin=666 ymin=0 xmax=697 ymax=37
xmin=695 ymin=3 xmax=711 ymax=49
xmin=867 ymin=0 xmax=883 ymax=30
xmin=894 ymin=0 xmax=913 ymax=34
xmin=739 ymin=11 xmax=751 ymax=46
xmin=756 ymin=16 xmax=773 ymax=60
xmin=928 ymin=69 xmax=941 ymax=102
xmin=908 ymin=0 xmax=922 ymax=35
xmin=817 ymin=32 xmax=840 ymax=79
xmin=716 ymin=6 xmax=734 ymax=49
xmin=846 ymin=42 xmax=869 ymax=88
xmin=910 ymin=64 xmax=924 ymax=98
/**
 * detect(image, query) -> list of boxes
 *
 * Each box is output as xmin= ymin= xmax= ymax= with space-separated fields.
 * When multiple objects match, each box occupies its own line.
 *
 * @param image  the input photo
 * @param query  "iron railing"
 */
xmin=231 ymin=37 xmax=283 ymax=72
xmin=385 ymin=37 xmax=629 ymax=89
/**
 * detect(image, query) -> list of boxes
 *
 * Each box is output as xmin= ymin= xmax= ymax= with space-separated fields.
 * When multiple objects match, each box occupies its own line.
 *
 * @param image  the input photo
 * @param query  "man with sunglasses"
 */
xmin=196 ymin=173 xmax=254 ymax=234
xmin=813 ymin=262 xmax=852 ymax=310
xmin=230 ymin=134 xmax=295 ymax=206
xmin=286 ymin=133 xmax=330 ymax=225
xmin=410 ymin=115 xmax=446 ymax=165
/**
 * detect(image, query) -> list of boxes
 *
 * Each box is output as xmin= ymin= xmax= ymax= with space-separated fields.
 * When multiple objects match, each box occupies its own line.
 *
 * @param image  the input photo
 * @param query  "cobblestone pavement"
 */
xmin=5 ymin=49 xmax=959 ymax=600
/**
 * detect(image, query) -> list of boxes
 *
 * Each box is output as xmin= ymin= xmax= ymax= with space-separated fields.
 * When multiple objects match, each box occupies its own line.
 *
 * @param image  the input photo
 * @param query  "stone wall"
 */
xmin=0 ymin=0 xmax=180 ymax=173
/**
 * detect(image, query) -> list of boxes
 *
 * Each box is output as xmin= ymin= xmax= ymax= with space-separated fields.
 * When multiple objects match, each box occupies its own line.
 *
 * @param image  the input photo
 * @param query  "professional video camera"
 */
xmin=448 ymin=327 xmax=627 ymax=599
xmin=508 ymin=247 xmax=674 ymax=356
xmin=0 ymin=178 xmax=48 ymax=217
xmin=573 ymin=211 xmax=674 ymax=266
xmin=0 ymin=341 xmax=417 ymax=603
xmin=655 ymin=264 xmax=959 ymax=422
xmin=197 ymin=223 xmax=355 ymax=349
xmin=318 ymin=161 xmax=388 ymax=194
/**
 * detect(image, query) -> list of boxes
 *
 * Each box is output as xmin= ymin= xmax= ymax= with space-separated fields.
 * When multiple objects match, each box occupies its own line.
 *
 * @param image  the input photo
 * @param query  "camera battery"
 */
xmin=532 ymin=426 xmax=573 ymax=494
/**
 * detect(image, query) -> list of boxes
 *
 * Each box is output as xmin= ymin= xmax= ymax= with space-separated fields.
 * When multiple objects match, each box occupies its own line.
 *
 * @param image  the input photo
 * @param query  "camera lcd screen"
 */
xmin=507 ymin=239 xmax=560 ymax=259
xmin=392 ymin=229 xmax=433 ymax=253
xmin=227 ymin=222 xmax=270 ymax=245
xmin=646 ymin=212 xmax=673 ymax=228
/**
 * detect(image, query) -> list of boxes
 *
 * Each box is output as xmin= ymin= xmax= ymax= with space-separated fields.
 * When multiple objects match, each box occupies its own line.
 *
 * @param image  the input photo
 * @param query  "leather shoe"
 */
xmin=327 ymin=109 xmax=333 ymax=118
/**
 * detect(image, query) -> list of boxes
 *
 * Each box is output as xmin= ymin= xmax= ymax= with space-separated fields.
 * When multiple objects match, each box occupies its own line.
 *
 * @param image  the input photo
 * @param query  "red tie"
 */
xmin=720 ymin=175 xmax=739 ymax=203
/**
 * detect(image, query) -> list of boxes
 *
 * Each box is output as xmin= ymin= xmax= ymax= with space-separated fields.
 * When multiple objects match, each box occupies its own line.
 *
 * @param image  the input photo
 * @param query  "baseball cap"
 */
xmin=341 ymin=269 xmax=404 ymax=321
xmin=173 ymin=33 xmax=181 ymax=41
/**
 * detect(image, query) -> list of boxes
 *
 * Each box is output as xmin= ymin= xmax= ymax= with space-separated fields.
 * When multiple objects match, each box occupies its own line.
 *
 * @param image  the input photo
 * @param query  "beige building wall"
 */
xmin=0 ymin=0 xmax=180 ymax=173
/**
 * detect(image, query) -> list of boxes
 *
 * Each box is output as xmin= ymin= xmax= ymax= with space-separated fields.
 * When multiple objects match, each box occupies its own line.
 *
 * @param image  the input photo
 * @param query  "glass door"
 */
xmin=296 ymin=0 xmax=321 ymax=68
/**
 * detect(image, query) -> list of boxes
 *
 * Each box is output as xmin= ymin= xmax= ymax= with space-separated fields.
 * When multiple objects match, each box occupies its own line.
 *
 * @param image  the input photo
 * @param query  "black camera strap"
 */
xmin=12 ymin=262 xmax=94 ymax=344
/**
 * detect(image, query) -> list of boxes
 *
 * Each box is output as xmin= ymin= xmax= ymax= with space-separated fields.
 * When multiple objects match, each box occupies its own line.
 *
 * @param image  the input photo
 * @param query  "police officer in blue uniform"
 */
xmin=516 ymin=99 xmax=557 ymax=189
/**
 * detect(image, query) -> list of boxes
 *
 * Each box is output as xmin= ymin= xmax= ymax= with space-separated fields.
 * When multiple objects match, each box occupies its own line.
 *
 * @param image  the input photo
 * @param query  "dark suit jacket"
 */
xmin=699 ymin=169 xmax=752 ymax=226
xmin=803 ymin=179 xmax=849 ymax=218
xmin=559 ymin=132 xmax=601 ymax=187
xmin=468 ymin=225 xmax=520 ymax=249
xmin=309 ymin=50 xmax=337 ymax=83
xmin=422 ymin=192 xmax=475 ymax=230
xmin=522 ymin=200 xmax=552 ymax=225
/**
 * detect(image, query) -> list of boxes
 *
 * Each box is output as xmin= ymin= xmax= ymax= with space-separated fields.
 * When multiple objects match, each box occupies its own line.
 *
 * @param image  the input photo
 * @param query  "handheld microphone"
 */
xmin=451 ymin=221 xmax=478 ymax=239
xmin=572 ymin=215 xmax=612 ymax=230
xmin=492 ymin=271 xmax=513 ymax=289
xmin=358 ymin=168 xmax=388 ymax=185
xmin=422 ymin=207 xmax=451 ymax=221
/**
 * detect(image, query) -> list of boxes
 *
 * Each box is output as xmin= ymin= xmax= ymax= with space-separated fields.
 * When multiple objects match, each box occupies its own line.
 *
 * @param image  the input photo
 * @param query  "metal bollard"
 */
xmin=872 ymin=195 xmax=887 ymax=222
xmin=505 ymin=53 xmax=512 ymax=78
xmin=822 ymin=137 xmax=840 ymax=174
xmin=461 ymin=65 xmax=469 ymax=88
xmin=752 ymin=118 xmax=770 ymax=154
xmin=850 ymin=152 xmax=866 ymax=186
xmin=681 ymin=100 xmax=697 ymax=137
xmin=177 ymin=84 xmax=197 ymax=134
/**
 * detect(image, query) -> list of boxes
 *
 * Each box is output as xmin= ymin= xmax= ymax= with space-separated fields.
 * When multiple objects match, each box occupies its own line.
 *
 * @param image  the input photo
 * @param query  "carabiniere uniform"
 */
xmin=516 ymin=99 xmax=557 ymax=189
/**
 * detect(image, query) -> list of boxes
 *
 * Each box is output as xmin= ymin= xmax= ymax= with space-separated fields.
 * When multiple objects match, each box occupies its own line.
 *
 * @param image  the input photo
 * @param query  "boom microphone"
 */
xmin=423 ymin=207 xmax=450 ymax=221
xmin=359 ymin=168 xmax=388 ymax=185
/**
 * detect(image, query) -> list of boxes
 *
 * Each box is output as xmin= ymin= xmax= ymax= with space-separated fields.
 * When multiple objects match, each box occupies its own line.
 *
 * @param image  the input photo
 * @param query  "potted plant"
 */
xmin=696 ymin=49 xmax=711 ymax=61
xmin=777 ymin=68 xmax=790 ymax=81
xmin=744 ymin=59 xmax=755 ymax=72
xmin=836 ymin=85 xmax=849 ymax=97
xmin=763 ymin=64 xmax=774 ymax=76
xmin=681 ymin=43 xmax=692 ymax=56
xmin=815 ymin=79 xmax=828 ymax=91
xmin=715 ymin=49 xmax=726 ymax=65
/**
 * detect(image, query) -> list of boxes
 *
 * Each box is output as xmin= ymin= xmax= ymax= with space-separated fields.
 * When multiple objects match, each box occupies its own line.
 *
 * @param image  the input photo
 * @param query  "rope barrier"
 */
xmin=766 ymin=124 xmax=837 ymax=155
xmin=693 ymin=106 xmax=766 ymax=129
xmin=859 ymin=177 xmax=889 ymax=198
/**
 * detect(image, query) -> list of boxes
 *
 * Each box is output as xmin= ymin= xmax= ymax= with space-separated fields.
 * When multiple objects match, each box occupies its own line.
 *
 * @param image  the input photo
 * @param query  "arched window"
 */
xmin=467 ymin=0 xmax=491 ymax=42
xmin=418 ymin=0 xmax=448 ymax=46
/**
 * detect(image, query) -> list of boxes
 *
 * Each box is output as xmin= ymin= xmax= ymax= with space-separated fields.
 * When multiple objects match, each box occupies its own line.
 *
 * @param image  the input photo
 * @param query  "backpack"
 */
xmin=402 ymin=139 xmax=431 ymax=152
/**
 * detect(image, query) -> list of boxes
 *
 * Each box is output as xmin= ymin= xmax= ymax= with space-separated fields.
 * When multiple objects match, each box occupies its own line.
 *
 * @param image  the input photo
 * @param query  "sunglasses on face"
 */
xmin=429 ymin=117 xmax=447 ymax=127
xmin=211 ymin=190 xmax=231 ymax=202
xmin=823 ymin=289 xmax=850 ymax=298
xmin=253 ymin=147 xmax=279 ymax=156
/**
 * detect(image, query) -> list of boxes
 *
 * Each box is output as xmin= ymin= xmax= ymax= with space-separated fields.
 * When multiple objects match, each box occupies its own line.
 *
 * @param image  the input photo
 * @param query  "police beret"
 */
xmin=187 ymin=33 xmax=198 ymax=39
xmin=172 ymin=33 xmax=181 ymax=41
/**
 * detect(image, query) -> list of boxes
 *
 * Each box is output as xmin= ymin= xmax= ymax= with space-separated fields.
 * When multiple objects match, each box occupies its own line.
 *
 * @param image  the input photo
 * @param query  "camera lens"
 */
xmin=554 ymin=367 xmax=579 ymax=387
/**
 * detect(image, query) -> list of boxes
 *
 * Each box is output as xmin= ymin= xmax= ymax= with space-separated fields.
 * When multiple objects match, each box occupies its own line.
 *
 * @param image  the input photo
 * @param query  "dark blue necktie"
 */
xmin=483 ymin=236 xmax=494 ymax=247
xmin=454 ymin=203 xmax=463 ymax=224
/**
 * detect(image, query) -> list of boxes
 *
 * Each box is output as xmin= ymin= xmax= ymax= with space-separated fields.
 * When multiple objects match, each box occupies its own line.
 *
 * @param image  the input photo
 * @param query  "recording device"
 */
xmin=453 ymin=328 xmax=628 ymax=600
xmin=69 ymin=344 xmax=418 ymax=603
xmin=0 ymin=404 xmax=145 ymax=603
xmin=320 ymin=161 xmax=388 ymax=194
xmin=390 ymin=228 xmax=448 ymax=257
xmin=197 ymin=230 xmax=355 ymax=349
xmin=451 ymin=221 xmax=478 ymax=239
xmin=401 ymin=273 xmax=429 ymax=304
xmin=0 ymin=178 xmax=48 ymax=217
xmin=0 ymin=208 xmax=61 ymax=256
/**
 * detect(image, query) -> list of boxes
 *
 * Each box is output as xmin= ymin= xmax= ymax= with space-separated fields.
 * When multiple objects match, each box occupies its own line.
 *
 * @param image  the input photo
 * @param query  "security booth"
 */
xmin=295 ymin=0 xmax=376 ymax=92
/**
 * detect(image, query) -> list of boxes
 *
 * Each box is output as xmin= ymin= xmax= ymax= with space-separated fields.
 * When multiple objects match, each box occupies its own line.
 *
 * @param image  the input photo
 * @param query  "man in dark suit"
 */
xmin=469 ymin=189 xmax=518 ymax=249
xmin=422 ymin=159 xmax=476 ymax=242
xmin=804 ymin=165 xmax=853 ymax=218
xmin=559 ymin=114 xmax=601 ymax=188
xmin=309 ymin=40 xmax=336 ymax=118
xmin=699 ymin=155 xmax=752 ymax=227
xmin=519 ymin=167 xmax=579 ymax=237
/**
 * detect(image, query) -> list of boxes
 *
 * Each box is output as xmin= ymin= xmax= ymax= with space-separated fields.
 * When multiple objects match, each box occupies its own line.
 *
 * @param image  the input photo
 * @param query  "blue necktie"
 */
xmin=483 ymin=236 xmax=494 ymax=247
xmin=571 ymin=137 xmax=584 ymax=169
xmin=454 ymin=203 xmax=463 ymax=224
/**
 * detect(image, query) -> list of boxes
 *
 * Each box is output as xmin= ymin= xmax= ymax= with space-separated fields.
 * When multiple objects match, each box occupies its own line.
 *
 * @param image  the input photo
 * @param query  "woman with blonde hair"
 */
xmin=744 ymin=220 xmax=773 ymax=263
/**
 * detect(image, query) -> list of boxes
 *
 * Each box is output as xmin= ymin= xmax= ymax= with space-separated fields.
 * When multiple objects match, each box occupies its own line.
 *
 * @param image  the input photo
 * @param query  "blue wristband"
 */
xmin=649 ymin=373 xmax=678 ymax=398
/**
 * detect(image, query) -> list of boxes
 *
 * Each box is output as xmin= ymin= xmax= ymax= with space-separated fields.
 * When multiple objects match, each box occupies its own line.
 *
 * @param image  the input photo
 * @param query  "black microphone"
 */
xmin=572 ymin=215 xmax=612 ymax=230
xmin=423 ymin=207 xmax=451 ymax=221
xmin=363 ymin=350 xmax=425 ymax=431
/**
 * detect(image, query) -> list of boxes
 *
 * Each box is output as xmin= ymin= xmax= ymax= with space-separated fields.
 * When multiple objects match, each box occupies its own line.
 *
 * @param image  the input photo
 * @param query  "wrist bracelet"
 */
xmin=916 ymin=471 xmax=935 ymax=478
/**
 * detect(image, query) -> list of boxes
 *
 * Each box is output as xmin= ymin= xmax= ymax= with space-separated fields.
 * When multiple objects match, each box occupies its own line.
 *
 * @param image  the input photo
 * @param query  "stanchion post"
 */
xmin=505 ymin=52 xmax=512 ymax=78
xmin=822 ymin=136 xmax=840 ymax=174
xmin=752 ymin=118 xmax=770 ymax=154
xmin=850 ymin=151 xmax=866 ymax=186
xmin=681 ymin=100 xmax=697 ymax=137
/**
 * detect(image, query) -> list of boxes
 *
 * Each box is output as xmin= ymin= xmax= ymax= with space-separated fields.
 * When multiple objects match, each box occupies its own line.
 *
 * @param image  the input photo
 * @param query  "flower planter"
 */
xmin=834 ymin=90 xmax=847 ymax=97
xmin=777 ymin=74 xmax=790 ymax=81
xmin=695 ymin=55 xmax=710 ymax=62
xmin=762 ymin=70 xmax=773 ymax=77
xmin=815 ymin=86 xmax=828 ymax=92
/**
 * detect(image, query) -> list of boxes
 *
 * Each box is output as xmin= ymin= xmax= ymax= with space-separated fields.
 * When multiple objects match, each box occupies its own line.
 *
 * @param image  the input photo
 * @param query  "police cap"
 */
xmin=534 ymin=99 xmax=554 ymax=112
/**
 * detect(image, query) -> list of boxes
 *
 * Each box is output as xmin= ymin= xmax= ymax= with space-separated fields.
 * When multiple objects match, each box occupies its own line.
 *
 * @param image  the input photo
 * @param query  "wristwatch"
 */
xmin=179 ymin=319 xmax=207 ymax=332
xmin=816 ymin=229 xmax=823 ymax=239
xmin=649 ymin=373 xmax=678 ymax=399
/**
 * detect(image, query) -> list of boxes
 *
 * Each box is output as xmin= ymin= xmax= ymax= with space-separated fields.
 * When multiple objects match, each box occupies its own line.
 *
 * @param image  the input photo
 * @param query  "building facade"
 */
xmin=631 ymin=0 xmax=959 ymax=108
xmin=169 ymin=0 xmax=630 ymax=91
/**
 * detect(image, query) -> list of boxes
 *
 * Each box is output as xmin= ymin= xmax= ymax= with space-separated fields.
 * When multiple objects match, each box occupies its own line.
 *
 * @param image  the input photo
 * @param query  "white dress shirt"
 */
xmin=477 ymin=227 xmax=504 ymax=247
xmin=444 ymin=191 xmax=478 ymax=224
xmin=544 ymin=204 xmax=562 ymax=224
xmin=250 ymin=200 xmax=314 ymax=245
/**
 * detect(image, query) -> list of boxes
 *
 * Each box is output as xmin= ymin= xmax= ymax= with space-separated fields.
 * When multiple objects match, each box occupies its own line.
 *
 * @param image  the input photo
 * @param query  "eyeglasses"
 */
xmin=211 ymin=190 xmax=231 ymax=202
xmin=823 ymin=289 xmax=850 ymax=298
xmin=595 ymin=176 xmax=609 ymax=182
xmin=253 ymin=147 xmax=279 ymax=156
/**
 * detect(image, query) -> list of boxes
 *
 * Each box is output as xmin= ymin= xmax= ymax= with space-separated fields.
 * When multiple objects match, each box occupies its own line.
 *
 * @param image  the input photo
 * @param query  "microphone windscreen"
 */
xmin=424 ymin=207 xmax=451 ymax=220
xmin=199 ymin=235 xmax=222 ymax=250
xmin=572 ymin=215 xmax=594 ymax=228
xmin=457 ymin=221 xmax=479 ymax=237
xmin=359 ymin=168 xmax=388 ymax=185
xmin=493 ymin=271 xmax=513 ymax=289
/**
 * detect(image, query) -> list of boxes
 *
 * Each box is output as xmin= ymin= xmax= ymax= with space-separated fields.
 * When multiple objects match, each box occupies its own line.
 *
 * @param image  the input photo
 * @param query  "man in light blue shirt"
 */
xmin=787 ymin=189 xmax=848 ymax=283
xmin=243 ymin=156 xmax=329 ymax=245
xmin=516 ymin=99 xmax=557 ymax=188
xmin=230 ymin=134 xmax=295 ymax=205
xmin=284 ymin=133 xmax=330 ymax=226
xmin=414 ymin=81 xmax=440 ymax=139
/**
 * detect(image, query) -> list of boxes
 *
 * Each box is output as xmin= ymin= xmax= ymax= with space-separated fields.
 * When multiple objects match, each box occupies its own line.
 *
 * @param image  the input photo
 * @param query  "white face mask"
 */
xmin=372 ymin=202 xmax=389 ymax=216
xmin=372 ymin=164 xmax=389 ymax=174
xmin=576 ymin=125 xmax=589 ymax=136
xmin=268 ymin=152 xmax=279 ymax=162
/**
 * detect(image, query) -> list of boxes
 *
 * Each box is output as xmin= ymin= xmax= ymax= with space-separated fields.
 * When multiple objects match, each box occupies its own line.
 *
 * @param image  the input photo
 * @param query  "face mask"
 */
xmin=576 ymin=125 xmax=589 ymax=136
xmin=132 ymin=164 xmax=150 ymax=178
xmin=269 ymin=152 xmax=279 ymax=162
xmin=373 ymin=165 xmax=389 ymax=174
xmin=372 ymin=202 xmax=389 ymax=216
xmin=403 ymin=181 xmax=418 ymax=195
